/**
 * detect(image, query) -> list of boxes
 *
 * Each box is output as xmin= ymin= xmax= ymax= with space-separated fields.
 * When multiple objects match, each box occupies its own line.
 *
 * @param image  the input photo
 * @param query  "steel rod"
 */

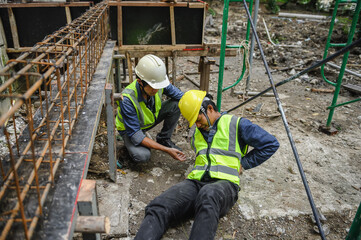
xmin=241 ymin=0 xmax=326 ymax=239
xmin=227 ymin=37 xmax=361 ymax=113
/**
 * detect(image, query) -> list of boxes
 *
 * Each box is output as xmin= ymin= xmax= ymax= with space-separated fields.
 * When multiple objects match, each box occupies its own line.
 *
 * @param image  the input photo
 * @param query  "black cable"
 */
xmin=241 ymin=0 xmax=327 ymax=239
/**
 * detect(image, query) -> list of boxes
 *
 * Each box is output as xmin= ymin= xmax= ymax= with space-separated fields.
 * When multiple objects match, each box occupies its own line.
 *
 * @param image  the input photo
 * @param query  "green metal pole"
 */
xmin=326 ymin=0 xmax=361 ymax=127
xmin=222 ymin=0 xmax=253 ymax=92
xmin=320 ymin=0 xmax=340 ymax=85
xmin=222 ymin=45 xmax=247 ymax=92
xmin=346 ymin=202 xmax=361 ymax=240
xmin=217 ymin=0 xmax=253 ymax=109
xmin=217 ymin=0 xmax=230 ymax=111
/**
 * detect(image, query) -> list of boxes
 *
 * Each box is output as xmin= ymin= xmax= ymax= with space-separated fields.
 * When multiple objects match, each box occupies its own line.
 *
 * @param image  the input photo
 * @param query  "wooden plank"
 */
xmin=65 ymin=6 xmax=74 ymax=46
xmin=78 ymin=179 xmax=100 ymax=240
xmin=78 ymin=179 xmax=96 ymax=203
xmin=199 ymin=57 xmax=215 ymax=92
xmin=170 ymin=6 xmax=176 ymax=46
xmin=188 ymin=2 xmax=205 ymax=8
xmin=0 ymin=2 xmax=92 ymax=8
xmin=119 ymin=44 xmax=188 ymax=51
xmin=114 ymin=54 xmax=122 ymax=92
xmin=109 ymin=1 xmax=188 ymax=7
xmin=0 ymin=16 xmax=7 ymax=48
xmin=343 ymin=84 xmax=361 ymax=95
xmin=172 ymin=51 xmax=177 ymax=85
xmin=199 ymin=56 xmax=205 ymax=91
xmin=126 ymin=52 xmax=133 ymax=83
xmin=105 ymin=84 xmax=117 ymax=182
xmin=201 ymin=5 xmax=206 ymax=47
xmin=165 ymin=57 xmax=169 ymax=76
xmin=5 ymin=45 xmax=238 ymax=57
xmin=65 ymin=6 xmax=72 ymax=25
xmin=117 ymin=48 xmax=238 ymax=58
xmin=117 ymin=3 xmax=122 ymax=46
xmin=7 ymin=8 xmax=20 ymax=49
xmin=108 ymin=1 xmax=206 ymax=8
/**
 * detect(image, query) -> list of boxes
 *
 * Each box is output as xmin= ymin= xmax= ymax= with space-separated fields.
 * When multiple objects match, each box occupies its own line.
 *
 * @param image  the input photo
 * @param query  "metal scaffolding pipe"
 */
xmin=241 ymin=0 xmax=326 ymax=238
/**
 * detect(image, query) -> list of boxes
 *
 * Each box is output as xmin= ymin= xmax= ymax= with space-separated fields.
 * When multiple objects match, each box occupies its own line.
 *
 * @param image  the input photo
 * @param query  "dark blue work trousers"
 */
xmin=134 ymin=178 xmax=239 ymax=240
xmin=122 ymin=99 xmax=180 ymax=163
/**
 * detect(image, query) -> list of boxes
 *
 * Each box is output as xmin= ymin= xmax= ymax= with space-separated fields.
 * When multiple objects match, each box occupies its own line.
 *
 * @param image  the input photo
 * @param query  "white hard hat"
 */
xmin=135 ymin=54 xmax=170 ymax=89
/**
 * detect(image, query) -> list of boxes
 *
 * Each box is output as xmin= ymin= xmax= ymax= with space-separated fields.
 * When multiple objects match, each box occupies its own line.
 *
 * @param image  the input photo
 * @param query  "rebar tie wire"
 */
xmin=240 ymin=0 xmax=326 ymax=238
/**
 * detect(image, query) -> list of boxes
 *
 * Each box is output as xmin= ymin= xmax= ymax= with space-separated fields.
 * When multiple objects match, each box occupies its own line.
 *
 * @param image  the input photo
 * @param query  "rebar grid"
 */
xmin=0 ymin=1 xmax=108 ymax=239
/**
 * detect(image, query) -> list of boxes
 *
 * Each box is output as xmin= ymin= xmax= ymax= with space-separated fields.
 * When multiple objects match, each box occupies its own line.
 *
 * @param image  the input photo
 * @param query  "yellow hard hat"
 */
xmin=179 ymin=90 xmax=206 ymax=127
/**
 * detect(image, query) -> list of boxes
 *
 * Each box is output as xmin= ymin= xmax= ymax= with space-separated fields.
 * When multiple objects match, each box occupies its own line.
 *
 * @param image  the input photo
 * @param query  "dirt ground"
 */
xmin=87 ymin=2 xmax=361 ymax=239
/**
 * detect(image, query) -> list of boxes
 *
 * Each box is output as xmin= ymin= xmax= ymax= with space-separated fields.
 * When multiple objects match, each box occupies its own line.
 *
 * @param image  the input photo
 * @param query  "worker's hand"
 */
xmin=167 ymin=148 xmax=187 ymax=162
xmin=239 ymin=164 xmax=243 ymax=175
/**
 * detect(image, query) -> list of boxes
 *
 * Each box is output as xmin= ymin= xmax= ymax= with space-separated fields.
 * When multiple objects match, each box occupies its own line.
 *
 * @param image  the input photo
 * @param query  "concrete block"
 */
xmin=97 ymin=176 xmax=131 ymax=237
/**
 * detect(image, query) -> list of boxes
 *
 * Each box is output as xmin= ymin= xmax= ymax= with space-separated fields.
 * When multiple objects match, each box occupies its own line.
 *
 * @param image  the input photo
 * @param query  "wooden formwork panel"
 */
xmin=0 ymin=2 xmax=92 ymax=49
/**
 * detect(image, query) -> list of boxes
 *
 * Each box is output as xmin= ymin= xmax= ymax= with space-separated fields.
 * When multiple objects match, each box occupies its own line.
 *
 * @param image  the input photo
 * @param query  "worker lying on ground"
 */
xmin=134 ymin=90 xmax=280 ymax=240
xmin=116 ymin=54 xmax=186 ymax=163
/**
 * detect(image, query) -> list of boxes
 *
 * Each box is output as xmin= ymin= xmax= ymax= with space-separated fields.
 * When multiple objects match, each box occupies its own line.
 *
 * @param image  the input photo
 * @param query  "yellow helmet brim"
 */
xmin=178 ymin=90 xmax=206 ymax=127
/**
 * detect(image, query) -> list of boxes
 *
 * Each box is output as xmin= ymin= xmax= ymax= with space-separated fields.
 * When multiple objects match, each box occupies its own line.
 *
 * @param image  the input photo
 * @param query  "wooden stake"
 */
xmin=0 ymin=17 xmax=8 ymax=48
xmin=172 ymin=51 xmax=177 ymax=86
xmin=170 ymin=6 xmax=176 ymax=46
xmin=126 ymin=52 xmax=133 ymax=83
xmin=117 ymin=1 xmax=122 ymax=46
xmin=65 ymin=6 xmax=72 ymax=24
xmin=311 ymin=88 xmax=335 ymax=93
xmin=8 ymin=8 xmax=20 ymax=49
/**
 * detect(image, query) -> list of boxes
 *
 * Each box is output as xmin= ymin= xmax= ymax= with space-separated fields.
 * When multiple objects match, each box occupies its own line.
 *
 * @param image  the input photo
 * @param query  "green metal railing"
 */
xmin=217 ymin=0 xmax=254 ymax=110
xmin=320 ymin=0 xmax=361 ymax=128
xmin=346 ymin=202 xmax=361 ymax=240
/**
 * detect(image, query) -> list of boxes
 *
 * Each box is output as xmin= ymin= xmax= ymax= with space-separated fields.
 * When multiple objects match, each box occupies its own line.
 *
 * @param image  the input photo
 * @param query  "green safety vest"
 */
xmin=116 ymin=81 xmax=163 ymax=131
xmin=188 ymin=114 xmax=248 ymax=186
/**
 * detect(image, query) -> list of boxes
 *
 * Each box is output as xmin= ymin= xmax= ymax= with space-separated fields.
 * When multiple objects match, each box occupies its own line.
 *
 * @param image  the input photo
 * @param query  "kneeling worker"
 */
xmin=134 ymin=90 xmax=280 ymax=239
xmin=116 ymin=54 xmax=186 ymax=163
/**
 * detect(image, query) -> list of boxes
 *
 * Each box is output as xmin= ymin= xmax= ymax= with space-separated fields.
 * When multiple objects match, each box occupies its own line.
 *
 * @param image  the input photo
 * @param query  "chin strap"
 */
xmin=200 ymin=106 xmax=212 ymax=129
xmin=139 ymin=81 xmax=151 ymax=99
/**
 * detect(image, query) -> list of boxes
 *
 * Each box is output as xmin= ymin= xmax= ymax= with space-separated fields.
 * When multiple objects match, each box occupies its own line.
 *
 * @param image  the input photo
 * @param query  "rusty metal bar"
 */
xmin=0 ymin=1 xmax=109 ymax=239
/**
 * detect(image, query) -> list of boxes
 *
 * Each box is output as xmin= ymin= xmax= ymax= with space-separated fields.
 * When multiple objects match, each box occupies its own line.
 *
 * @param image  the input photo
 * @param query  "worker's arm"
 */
xmin=141 ymin=137 xmax=186 ymax=162
xmin=120 ymin=97 xmax=186 ymax=162
xmin=239 ymin=118 xmax=279 ymax=170
xmin=119 ymin=97 xmax=143 ymax=139
xmin=163 ymin=84 xmax=184 ymax=100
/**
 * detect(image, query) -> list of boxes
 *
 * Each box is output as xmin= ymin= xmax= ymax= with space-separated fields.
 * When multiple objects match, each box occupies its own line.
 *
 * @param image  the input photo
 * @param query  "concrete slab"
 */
xmin=97 ymin=173 xmax=132 ymax=237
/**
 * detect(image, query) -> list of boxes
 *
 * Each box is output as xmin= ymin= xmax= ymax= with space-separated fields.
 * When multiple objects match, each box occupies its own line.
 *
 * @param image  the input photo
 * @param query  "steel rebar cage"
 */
xmin=0 ymin=1 xmax=108 ymax=239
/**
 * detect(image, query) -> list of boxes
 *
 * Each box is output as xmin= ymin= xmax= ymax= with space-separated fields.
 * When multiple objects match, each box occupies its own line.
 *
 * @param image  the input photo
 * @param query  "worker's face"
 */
xmin=138 ymin=79 xmax=159 ymax=96
xmin=143 ymin=84 xmax=159 ymax=96
xmin=195 ymin=112 xmax=209 ymax=131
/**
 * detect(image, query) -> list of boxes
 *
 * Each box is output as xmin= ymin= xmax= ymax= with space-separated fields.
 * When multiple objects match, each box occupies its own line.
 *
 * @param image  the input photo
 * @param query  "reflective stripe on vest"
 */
xmin=191 ymin=164 xmax=239 ymax=177
xmin=188 ymin=115 xmax=248 ymax=186
xmin=115 ymin=81 xmax=163 ymax=131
